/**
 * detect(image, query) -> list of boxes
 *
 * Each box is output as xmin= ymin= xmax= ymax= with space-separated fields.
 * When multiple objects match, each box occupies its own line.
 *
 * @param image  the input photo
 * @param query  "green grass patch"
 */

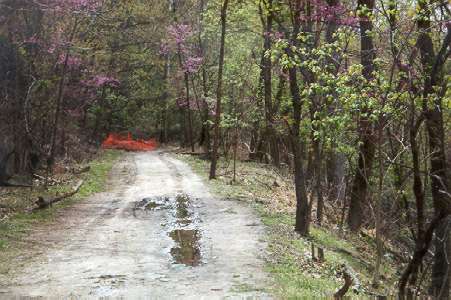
xmin=260 ymin=212 xmax=349 ymax=298
xmin=267 ymin=262 xmax=341 ymax=298
xmin=76 ymin=150 xmax=121 ymax=198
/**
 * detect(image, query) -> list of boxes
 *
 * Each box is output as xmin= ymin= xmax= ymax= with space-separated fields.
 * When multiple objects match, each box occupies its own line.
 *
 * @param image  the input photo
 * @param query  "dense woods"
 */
xmin=0 ymin=0 xmax=449 ymax=298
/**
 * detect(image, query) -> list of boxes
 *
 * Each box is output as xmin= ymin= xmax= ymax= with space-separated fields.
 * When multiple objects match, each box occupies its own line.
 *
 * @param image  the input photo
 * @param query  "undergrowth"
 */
xmin=178 ymin=153 xmax=399 ymax=298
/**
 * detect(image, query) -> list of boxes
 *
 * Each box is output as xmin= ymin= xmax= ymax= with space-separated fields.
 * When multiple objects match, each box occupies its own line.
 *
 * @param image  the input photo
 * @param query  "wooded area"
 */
xmin=0 ymin=0 xmax=449 ymax=298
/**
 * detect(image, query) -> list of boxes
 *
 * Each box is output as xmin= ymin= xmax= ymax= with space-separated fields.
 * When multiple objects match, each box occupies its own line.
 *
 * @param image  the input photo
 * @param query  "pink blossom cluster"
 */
xmin=167 ymin=24 xmax=193 ymax=46
xmin=159 ymin=42 xmax=170 ymax=55
xmin=57 ymin=54 xmax=82 ymax=69
xmin=161 ymin=23 xmax=204 ymax=74
xmin=263 ymin=31 xmax=285 ymax=41
xmin=301 ymin=0 xmax=359 ymax=27
xmin=183 ymin=56 xmax=203 ymax=74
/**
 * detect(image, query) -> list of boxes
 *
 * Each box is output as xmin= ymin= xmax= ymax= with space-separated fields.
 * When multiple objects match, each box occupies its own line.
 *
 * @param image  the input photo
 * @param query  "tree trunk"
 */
xmin=373 ymin=120 xmax=384 ymax=287
xmin=289 ymin=65 xmax=310 ymax=236
xmin=184 ymin=73 xmax=195 ymax=152
xmin=347 ymin=0 xmax=376 ymax=232
xmin=313 ymin=138 xmax=323 ymax=226
xmin=416 ymin=7 xmax=451 ymax=296
xmin=286 ymin=2 xmax=310 ymax=236
xmin=197 ymin=0 xmax=210 ymax=153
xmin=209 ymin=0 xmax=229 ymax=179
xmin=260 ymin=0 xmax=279 ymax=167
xmin=160 ymin=50 xmax=171 ymax=144
xmin=324 ymin=0 xmax=346 ymax=202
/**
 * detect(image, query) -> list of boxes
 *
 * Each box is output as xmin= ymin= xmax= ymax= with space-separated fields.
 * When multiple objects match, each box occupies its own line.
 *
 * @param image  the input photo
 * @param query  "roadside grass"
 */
xmin=178 ymin=154 xmax=399 ymax=298
xmin=0 ymin=150 xmax=122 ymax=275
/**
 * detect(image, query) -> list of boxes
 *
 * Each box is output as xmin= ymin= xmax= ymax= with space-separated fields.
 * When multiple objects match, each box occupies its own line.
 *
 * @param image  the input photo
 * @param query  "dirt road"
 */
xmin=1 ymin=151 xmax=270 ymax=298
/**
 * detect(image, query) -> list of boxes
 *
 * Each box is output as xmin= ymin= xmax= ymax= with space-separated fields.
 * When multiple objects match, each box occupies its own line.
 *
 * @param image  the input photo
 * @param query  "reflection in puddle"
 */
xmin=175 ymin=194 xmax=192 ymax=225
xmin=169 ymin=229 xmax=201 ymax=266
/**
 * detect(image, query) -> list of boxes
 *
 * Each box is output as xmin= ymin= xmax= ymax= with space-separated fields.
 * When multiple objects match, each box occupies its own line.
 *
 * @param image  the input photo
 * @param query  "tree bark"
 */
xmin=288 ymin=65 xmax=310 ymax=236
xmin=347 ymin=0 xmax=376 ymax=232
xmin=184 ymin=72 xmax=195 ymax=152
xmin=197 ymin=0 xmax=210 ymax=153
xmin=285 ymin=3 xmax=310 ymax=235
xmin=399 ymin=214 xmax=446 ymax=298
xmin=324 ymin=0 xmax=346 ymax=202
xmin=260 ymin=0 xmax=279 ymax=167
xmin=209 ymin=0 xmax=229 ymax=179
xmin=407 ymin=113 xmax=426 ymax=288
xmin=416 ymin=5 xmax=451 ymax=296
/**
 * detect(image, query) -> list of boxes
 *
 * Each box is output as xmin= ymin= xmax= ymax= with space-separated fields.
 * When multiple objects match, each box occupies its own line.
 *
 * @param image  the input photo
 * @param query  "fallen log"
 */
xmin=179 ymin=152 xmax=211 ymax=159
xmin=179 ymin=151 xmax=203 ymax=155
xmin=73 ymin=166 xmax=90 ymax=174
xmin=33 ymin=180 xmax=84 ymax=211
xmin=0 ymin=181 xmax=32 ymax=188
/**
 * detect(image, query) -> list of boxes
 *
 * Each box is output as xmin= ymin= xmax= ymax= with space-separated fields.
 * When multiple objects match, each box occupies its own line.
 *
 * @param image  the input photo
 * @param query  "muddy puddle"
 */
xmin=132 ymin=196 xmax=170 ymax=218
xmin=169 ymin=229 xmax=201 ymax=266
xmin=133 ymin=194 xmax=203 ymax=267
xmin=168 ymin=194 xmax=202 ymax=266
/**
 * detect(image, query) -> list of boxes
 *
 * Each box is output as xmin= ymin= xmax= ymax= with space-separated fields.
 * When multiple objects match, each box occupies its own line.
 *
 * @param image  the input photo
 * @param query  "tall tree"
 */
xmin=260 ymin=0 xmax=279 ymax=167
xmin=415 ymin=0 xmax=450 ymax=297
xmin=197 ymin=0 xmax=211 ymax=153
xmin=283 ymin=0 xmax=310 ymax=236
xmin=347 ymin=0 xmax=377 ymax=232
xmin=209 ymin=0 xmax=230 ymax=179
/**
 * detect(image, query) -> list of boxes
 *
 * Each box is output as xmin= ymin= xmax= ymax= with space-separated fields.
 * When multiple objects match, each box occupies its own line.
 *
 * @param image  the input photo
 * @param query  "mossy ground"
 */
xmin=0 ymin=150 xmax=122 ymax=274
xmin=178 ymin=154 xmax=399 ymax=299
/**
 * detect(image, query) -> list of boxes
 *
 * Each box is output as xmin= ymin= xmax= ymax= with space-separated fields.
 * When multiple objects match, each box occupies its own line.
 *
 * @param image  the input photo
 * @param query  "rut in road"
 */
xmin=1 ymin=151 xmax=270 ymax=298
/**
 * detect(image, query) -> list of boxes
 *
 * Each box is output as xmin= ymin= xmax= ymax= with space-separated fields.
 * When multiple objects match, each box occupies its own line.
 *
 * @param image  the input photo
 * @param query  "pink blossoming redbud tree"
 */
xmin=161 ymin=23 xmax=204 ymax=152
